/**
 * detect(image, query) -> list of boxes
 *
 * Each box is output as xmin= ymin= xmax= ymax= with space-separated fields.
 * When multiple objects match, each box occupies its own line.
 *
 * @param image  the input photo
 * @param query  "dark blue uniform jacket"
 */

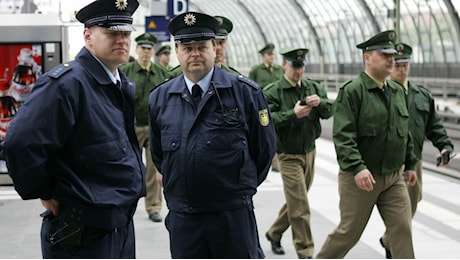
xmin=3 ymin=47 xmax=146 ymax=229
xmin=148 ymin=66 xmax=276 ymax=213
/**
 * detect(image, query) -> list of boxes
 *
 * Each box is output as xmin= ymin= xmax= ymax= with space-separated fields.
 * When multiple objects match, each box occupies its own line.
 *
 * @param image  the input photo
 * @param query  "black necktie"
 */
xmin=382 ymin=83 xmax=389 ymax=104
xmin=192 ymin=84 xmax=202 ymax=107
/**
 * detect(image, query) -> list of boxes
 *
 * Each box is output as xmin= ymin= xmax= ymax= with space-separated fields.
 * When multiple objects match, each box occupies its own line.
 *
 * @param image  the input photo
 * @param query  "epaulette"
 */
xmin=416 ymin=84 xmax=433 ymax=97
xmin=263 ymin=82 xmax=276 ymax=91
xmin=150 ymin=78 xmax=170 ymax=92
xmin=306 ymin=77 xmax=321 ymax=84
xmin=227 ymin=66 xmax=241 ymax=75
xmin=169 ymin=64 xmax=181 ymax=72
xmin=237 ymin=75 xmax=259 ymax=90
xmin=48 ymin=62 xmax=73 ymax=79
xmin=339 ymin=79 xmax=353 ymax=89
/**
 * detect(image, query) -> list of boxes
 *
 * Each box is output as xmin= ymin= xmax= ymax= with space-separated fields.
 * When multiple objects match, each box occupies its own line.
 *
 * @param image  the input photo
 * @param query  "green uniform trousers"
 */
xmin=136 ymin=126 xmax=162 ymax=215
xmin=267 ymin=151 xmax=316 ymax=258
xmin=316 ymin=170 xmax=414 ymax=258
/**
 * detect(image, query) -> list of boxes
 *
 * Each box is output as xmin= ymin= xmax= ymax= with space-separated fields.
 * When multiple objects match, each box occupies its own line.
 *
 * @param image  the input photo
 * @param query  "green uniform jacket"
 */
xmin=333 ymin=72 xmax=417 ymax=176
xmin=120 ymin=61 xmax=169 ymax=126
xmin=168 ymin=64 xmax=240 ymax=79
xmin=263 ymin=77 xmax=333 ymax=154
xmin=404 ymin=81 xmax=454 ymax=159
xmin=249 ymin=63 xmax=284 ymax=89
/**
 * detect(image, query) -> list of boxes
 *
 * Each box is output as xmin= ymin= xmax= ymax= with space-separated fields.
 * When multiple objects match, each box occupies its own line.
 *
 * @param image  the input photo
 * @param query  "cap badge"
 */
xmin=296 ymin=50 xmax=304 ymax=59
xmin=388 ymin=31 xmax=395 ymax=40
xmin=184 ymin=13 xmax=197 ymax=26
xmin=115 ymin=0 xmax=128 ymax=10
xmin=396 ymin=44 xmax=404 ymax=52
xmin=215 ymin=17 xmax=223 ymax=25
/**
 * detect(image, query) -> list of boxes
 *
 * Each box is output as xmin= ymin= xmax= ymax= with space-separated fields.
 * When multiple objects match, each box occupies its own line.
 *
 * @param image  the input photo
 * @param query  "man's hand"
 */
xmin=156 ymin=172 xmax=163 ymax=188
xmin=305 ymin=94 xmax=321 ymax=108
xmin=40 ymin=199 xmax=60 ymax=216
xmin=404 ymin=170 xmax=417 ymax=186
xmin=294 ymin=100 xmax=313 ymax=118
xmin=354 ymin=169 xmax=376 ymax=191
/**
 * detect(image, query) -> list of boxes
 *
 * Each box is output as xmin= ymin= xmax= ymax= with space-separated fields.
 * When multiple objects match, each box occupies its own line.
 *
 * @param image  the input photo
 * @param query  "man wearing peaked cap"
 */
xmin=394 ymin=42 xmax=412 ymax=63
xmin=213 ymin=15 xmax=240 ymax=75
xmin=214 ymin=15 xmax=233 ymax=39
xmin=280 ymin=47 xmax=309 ymax=68
xmin=156 ymin=45 xmax=172 ymax=70
xmin=249 ymin=43 xmax=284 ymax=89
xmin=156 ymin=44 xmax=171 ymax=56
xmin=3 ymin=0 xmax=146 ymax=258
xmin=166 ymin=12 xmax=220 ymax=78
xmin=149 ymin=11 xmax=276 ymax=259
xmin=263 ymin=47 xmax=333 ymax=258
xmin=76 ymin=0 xmax=139 ymax=32
xmin=316 ymin=31 xmax=417 ymax=258
xmin=379 ymin=42 xmax=454 ymax=258
xmin=135 ymin=32 xmax=157 ymax=47
xmin=259 ymin=43 xmax=275 ymax=54
xmin=120 ymin=30 xmax=169 ymax=225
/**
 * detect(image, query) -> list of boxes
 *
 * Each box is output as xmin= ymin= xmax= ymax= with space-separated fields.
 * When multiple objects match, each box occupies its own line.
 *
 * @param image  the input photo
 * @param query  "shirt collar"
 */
xmin=90 ymin=52 xmax=120 ymax=84
xmin=364 ymin=71 xmax=385 ymax=89
xmin=184 ymin=67 xmax=214 ymax=94
xmin=284 ymin=76 xmax=300 ymax=87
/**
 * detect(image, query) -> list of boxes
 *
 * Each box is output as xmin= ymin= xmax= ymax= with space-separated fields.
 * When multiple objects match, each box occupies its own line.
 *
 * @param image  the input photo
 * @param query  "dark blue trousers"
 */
xmin=40 ymin=210 xmax=135 ymax=259
xmin=166 ymin=205 xmax=265 ymax=259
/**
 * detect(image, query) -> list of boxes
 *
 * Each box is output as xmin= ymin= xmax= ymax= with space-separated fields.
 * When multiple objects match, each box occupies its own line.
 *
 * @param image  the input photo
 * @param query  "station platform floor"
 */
xmin=1 ymin=137 xmax=460 ymax=259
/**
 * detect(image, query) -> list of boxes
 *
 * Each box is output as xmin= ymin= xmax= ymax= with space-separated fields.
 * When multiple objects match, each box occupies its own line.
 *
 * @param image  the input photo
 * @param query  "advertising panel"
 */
xmin=0 ymin=43 xmax=43 ymax=140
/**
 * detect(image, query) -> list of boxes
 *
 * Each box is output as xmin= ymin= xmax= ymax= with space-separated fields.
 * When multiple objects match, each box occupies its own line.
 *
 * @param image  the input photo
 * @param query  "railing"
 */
xmin=307 ymin=73 xmax=460 ymax=99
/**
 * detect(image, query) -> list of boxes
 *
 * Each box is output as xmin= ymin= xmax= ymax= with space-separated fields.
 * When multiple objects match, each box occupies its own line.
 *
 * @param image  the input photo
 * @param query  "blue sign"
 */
xmin=168 ymin=0 xmax=189 ymax=17
xmin=145 ymin=16 xmax=171 ymax=42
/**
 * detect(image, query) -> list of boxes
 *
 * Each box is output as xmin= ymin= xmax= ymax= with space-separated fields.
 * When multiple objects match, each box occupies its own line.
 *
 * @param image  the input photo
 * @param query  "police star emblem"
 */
xmin=259 ymin=109 xmax=269 ymax=127
xmin=184 ymin=13 xmax=196 ymax=26
xmin=115 ymin=0 xmax=128 ymax=10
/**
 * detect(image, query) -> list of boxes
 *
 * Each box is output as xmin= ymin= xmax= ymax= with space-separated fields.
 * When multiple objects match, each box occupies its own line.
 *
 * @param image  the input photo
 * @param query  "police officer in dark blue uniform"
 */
xmin=148 ymin=11 xmax=276 ymax=259
xmin=2 ymin=0 xmax=145 ymax=258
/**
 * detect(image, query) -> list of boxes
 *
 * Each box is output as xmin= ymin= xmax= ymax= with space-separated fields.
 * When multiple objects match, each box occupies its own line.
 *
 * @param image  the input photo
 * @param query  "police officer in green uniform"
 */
xmin=156 ymin=45 xmax=172 ymax=70
xmin=316 ymin=30 xmax=418 ymax=259
xmin=263 ymin=47 xmax=333 ymax=258
xmin=249 ymin=43 xmax=284 ymax=89
xmin=379 ymin=42 xmax=454 ymax=258
xmin=120 ymin=32 xmax=169 ymax=223
xmin=168 ymin=15 xmax=240 ymax=78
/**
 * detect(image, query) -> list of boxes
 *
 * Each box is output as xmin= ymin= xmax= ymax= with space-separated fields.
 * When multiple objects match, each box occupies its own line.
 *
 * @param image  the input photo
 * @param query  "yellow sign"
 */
xmin=148 ymin=21 xmax=157 ymax=29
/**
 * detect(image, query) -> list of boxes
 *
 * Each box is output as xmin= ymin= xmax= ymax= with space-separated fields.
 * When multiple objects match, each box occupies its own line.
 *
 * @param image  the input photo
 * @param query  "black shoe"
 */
xmin=379 ymin=238 xmax=392 ymax=259
xmin=265 ymin=232 xmax=285 ymax=255
xmin=149 ymin=212 xmax=162 ymax=222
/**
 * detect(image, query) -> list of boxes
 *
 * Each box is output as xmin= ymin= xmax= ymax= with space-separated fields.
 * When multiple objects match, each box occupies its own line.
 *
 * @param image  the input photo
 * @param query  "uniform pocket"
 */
xmin=74 ymin=140 xmax=129 ymax=164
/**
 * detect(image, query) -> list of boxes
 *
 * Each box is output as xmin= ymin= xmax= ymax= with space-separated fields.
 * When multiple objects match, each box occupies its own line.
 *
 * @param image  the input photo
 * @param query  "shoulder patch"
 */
xmin=48 ymin=62 xmax=73 ymax=79
xmin=237 ymin=75 xmax=260 ymax=90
